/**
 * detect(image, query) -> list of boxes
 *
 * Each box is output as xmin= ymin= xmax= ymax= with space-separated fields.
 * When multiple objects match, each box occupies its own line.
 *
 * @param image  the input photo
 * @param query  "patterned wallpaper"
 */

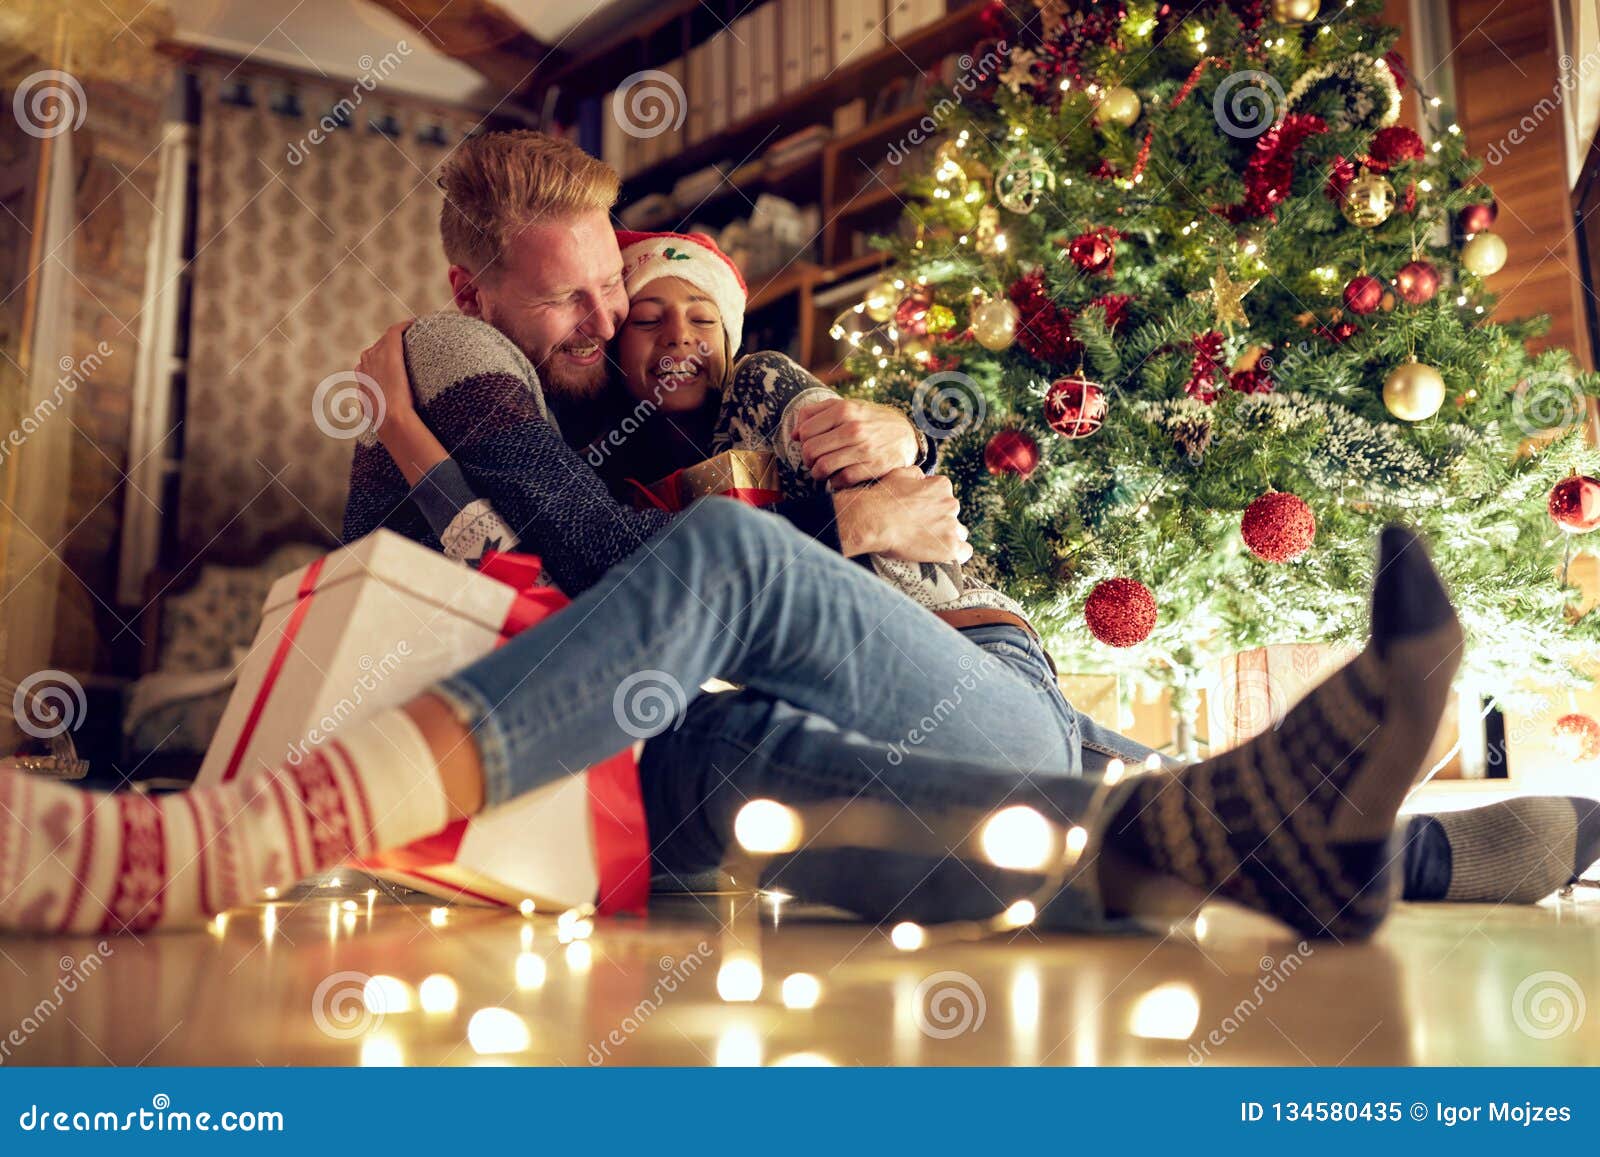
xmin=182 ymin=67 xmax=472 ymax=563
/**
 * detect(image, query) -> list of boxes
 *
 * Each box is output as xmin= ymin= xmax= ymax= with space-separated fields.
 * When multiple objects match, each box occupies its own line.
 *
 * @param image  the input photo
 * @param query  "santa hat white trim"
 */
xmin=615 ymin=229 xmax=746 ymax=355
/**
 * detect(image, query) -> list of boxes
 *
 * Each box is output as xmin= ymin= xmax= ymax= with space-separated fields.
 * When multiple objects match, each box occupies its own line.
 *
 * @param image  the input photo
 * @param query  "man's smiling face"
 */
xmin=450 ymin=209 xmax=628 ymax=401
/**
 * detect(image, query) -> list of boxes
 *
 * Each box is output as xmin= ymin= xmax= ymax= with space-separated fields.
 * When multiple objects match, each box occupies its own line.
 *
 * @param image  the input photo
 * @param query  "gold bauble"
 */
xmin=864 ymin=278 xmax=899 ymax=323
xmin=1271 ymin=0 xmax=1320 ymax=22
xmin=1460 ymin=231 xmax=1508 ymax=277
xmin=924 ymin=304 xmax=957 ymax=336
xmin=1383 ymin=357 xmax=1446 ymax=421
xmin=971 ymin=298 xmax=1020 ymax=351
xmin=1339 ymin=168 xmax=1395 ymax=228
xmin=1099 ymin=85 xmax=1142 ymax=128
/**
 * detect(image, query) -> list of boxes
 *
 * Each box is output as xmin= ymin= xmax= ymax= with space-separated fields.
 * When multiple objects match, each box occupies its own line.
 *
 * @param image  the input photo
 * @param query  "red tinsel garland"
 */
xmin=1186 ymin=330 xmax=1227 ymax=403
xmin=1231 ymin=113 xmax=1328 ymax=221
xmin=1008 ymin=271 xmax=1081 ymax=365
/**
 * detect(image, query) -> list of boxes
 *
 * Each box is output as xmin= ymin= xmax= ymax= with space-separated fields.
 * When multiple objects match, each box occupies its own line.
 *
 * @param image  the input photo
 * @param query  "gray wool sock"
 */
xmin=1428 ymin=797 xmax=1600 ymax=904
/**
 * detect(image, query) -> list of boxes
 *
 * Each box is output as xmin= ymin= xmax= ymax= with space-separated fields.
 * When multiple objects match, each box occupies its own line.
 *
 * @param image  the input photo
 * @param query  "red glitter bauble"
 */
xmin=1043 ymin=375 xmax=1107 ymax=439
xmin=1458 ymin=202 xmax=1497 ymax=235
xmin=1548 ymin=474 xmax=1600 ymax=533
xmin=1068 ymin=230 xmax=1115 ymax=274
xmin=984 ymin=428 xmax=1041 ymax=477
xmin=1367 ymin=125 xmax=1425 ymax=169
xmin=1394 ymin=260 xmax=1440 ymax=305
xmin=894 ymin=284 xmax=934 ymax=335
xmin=1342 ymin=274 xmax=1384 ymax=315
xmin=1084 ymin=578 xmax=1157 ymax=647
xmin=1553 ymin=713 xmax=1600 ymax=761
xmin=1240 ymin=491 xmax=1316 ymax=563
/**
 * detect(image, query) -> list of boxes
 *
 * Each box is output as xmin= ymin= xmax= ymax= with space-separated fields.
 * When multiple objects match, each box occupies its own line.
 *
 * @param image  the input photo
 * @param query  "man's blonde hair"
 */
xmin=438 ymin=130 xmax=620 ymax=273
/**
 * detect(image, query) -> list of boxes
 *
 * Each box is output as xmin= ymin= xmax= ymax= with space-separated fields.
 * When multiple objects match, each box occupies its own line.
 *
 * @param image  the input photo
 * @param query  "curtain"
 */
xmin=182 ymin=65 xmax=473 ymax=563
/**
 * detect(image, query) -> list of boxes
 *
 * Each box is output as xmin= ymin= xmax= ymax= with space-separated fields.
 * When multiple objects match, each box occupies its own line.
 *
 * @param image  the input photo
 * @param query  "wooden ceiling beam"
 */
xmin=364 ymin=0 xmax=560 ymax=103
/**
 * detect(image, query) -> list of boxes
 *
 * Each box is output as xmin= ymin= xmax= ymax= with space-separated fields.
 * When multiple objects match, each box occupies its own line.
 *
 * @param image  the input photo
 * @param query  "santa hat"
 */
xmin=615 ymin=229 xmax=746 ymax=355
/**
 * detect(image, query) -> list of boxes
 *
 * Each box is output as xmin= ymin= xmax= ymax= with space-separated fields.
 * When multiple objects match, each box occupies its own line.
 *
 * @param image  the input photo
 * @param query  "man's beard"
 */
xmin=534 ymin=345 xmax=611 ymax=401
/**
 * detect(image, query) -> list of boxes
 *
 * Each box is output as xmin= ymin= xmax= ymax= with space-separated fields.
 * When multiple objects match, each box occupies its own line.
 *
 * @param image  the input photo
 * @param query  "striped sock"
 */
xmin=1106 ymin=526 xmax=1464 ymax=940
xmin=0 ymin=708 xmax=447 ymax=934
xmin=1400 ymin=796 xmax=1600 ymax=903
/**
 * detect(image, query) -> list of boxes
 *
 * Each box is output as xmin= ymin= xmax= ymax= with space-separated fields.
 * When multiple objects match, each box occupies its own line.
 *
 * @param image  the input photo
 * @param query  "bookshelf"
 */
xmin=539 ymin=0 xmax=989 ymax=373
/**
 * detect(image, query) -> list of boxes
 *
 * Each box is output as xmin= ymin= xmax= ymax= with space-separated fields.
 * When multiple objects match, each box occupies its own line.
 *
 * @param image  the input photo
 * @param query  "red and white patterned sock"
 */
xmin=0 ymin=708 xmax=448 ymax=934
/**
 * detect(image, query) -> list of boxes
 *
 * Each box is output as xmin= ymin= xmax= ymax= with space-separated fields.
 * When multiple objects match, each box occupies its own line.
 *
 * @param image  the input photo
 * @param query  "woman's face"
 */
xmin=615 ymin=276 xmax=727 ymax=413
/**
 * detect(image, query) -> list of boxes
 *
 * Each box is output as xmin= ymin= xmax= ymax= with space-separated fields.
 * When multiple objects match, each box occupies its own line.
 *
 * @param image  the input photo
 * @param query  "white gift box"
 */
xmin=197 ymin=529 xmax=649 ymax=912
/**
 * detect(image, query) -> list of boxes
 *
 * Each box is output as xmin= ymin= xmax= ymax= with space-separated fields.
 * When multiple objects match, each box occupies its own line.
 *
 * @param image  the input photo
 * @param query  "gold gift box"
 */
xmin=642 ymin=448 xmax=781 ymax=510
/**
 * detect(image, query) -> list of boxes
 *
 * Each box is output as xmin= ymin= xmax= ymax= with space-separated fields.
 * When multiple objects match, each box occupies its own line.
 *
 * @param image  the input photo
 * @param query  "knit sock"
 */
xmin=0 ymin=708 xmax=448 ymax=934
xmin=1399 ymin=796 xmax=1600 ymax=903
xmin=1106 ymin=525 xmax=1463 ymax=940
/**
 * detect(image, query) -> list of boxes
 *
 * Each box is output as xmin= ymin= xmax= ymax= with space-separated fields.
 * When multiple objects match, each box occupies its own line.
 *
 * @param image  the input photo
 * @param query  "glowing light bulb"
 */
xmin=430 ymin=907 xmax=448 ymax=927
xmin=419 ymin=974 xmax=459 ymax=1014
xmin=262 ymin=886 xmax=279 ymax=900
xmin=890 ymin=922 xmax=926 ymax=951
xmin=360 ymin=1033 xmax=404 ymax=1067
xmin=326 ymin=876 xmax=342 ymax=888
xmin=1145 ymin=752 xmax=1164 ymax=771
xmin=716 ymin=1026 xmax=762 ymax=1066
xmin=1066 ymin=826 xmax=1089 ymax=856
xmin=1003 ymin=900 xmax=1038 ymax=927
xmin=519 ymin=898 xmax=536 ymax=917
xmin=734 ymin=799 xmax=803 ymax=854
xmin=341 ymin=899 xmax=358 ymax=912
xmin=781 ymin=973 xmax=822 ymax=1010
xmin=468 ymin=1007 xmax=531 ymax=1055
xmin=979 ymin=805 xmax=1055 ymax=870
xmin=717 ymin=955 xmax=764 ymax=1002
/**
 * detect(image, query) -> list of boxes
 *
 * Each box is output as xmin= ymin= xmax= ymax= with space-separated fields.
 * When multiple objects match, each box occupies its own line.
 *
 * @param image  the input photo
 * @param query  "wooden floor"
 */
xmin=2 ymin=874 xmax=1595 ymax=1066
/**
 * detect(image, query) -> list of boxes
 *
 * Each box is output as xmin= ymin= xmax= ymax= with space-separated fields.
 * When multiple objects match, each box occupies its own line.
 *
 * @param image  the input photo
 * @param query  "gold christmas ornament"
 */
xmin=1339 ymin=167 xmax=1395 ymax=229
xmin=971 ymin=297 xmax=1020 ymax=351
xmin=995 ymin=149 xmax=1056 ymax=214
xmin=864 ymin=278 xmax=899 ymax=323
xmin=924 ymin=303 xmax=957 ymax=335
xmin=1207 ymin=264 xmax=1260 ymax=333
xmin=1271 ymin=0 xmax=1321 ymax=22
xmin=1099 ymin=85 xmax=1142 ymax=128
xmin=1383 ymin=357 xmax=1446 ymax=421
xmin=974 ymin=204 xmax=1004 ymax=256
xmin=1460 ymin=231 xmax=1508 ymax=277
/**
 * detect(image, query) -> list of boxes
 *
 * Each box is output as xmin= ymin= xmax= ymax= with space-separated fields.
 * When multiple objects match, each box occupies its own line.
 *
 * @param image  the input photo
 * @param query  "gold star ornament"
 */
xmin=1207 ymin=264 xmax=1259 ymax=333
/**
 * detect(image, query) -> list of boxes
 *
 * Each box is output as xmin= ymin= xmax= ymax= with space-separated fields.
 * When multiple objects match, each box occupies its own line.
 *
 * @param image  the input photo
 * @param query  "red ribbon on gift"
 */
xmin=220 ymin=557 xmax=326 ymax=783
xmin=624 ymin=475 xmax=781 ymax=513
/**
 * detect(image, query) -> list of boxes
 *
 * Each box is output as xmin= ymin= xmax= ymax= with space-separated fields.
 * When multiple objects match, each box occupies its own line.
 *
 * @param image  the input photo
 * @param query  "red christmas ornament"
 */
xmin=1323 ymin=154 xmax=1357 ymax=202
xmin=1343 ymin=274 xmax=1384 ymax=315
xmin=1084 ymin=578 xmax=1158 ymax=648
xmin=1548 ymin=474 xmax=1600 ymax=533
xmin=1007 ymin=272 xmax=1081 ymax=365
xmin=1043 ymin=375 xmax=1107 ymax=439
xmin=894 ymin=284 xmax=934 ymax=335
xmin=1366 ymin=125 xmax=1425 ymax=170
xmin=1228 ymin=367 xmax=1274 ymax=395
xmin=1394 ymin=260 xmax=1440 ymax=305
xmin=1068 ymin=229 xmax=1117 ymax=275
xmin=1458 ymin=201 xmax=1497 ymax=235
xmin=984 ymin=428 xmax=1041 ymax=477
xmin=1240 ymin=491 xmax=1316 ymax=562
xmin=1554 ymin=713 xmax=1600 ymax=761
xmin=1321 ymin=319 xmax=1360 ymax=344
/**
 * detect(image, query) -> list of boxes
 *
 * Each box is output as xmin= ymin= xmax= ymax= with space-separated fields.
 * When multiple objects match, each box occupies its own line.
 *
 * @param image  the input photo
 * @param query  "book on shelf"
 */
xmin=706 ymin=28 xmax=731 ymax=135
xmin=686 ymin=39 xmax=709 ymax=145
xmin=804 ymin=0 xmax=829 ymax=83
xmin=778 ymin=0 xmax=807 ymax=96
xmin=730 ymin=11 xmax=757 ymax=123
xmin=753 ymin=2 xmax=780 ymax=109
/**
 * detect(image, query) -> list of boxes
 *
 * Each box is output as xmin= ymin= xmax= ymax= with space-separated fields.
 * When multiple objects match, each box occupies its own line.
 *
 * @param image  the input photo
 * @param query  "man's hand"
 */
xmin=795 ymin=397 xmax=921 ymax=489
xmin=834 ymin=467 xmax=971 ymax=563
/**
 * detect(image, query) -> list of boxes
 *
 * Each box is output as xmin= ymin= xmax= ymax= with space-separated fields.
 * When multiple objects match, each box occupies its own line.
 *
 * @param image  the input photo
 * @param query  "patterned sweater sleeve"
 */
xmin=343 ymin=312 xmax=671 ymax=596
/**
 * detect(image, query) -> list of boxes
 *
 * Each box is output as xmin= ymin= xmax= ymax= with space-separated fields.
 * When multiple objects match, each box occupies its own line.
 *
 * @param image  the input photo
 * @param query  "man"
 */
xmin=342 ymin=131 xmax=1599 ymax=910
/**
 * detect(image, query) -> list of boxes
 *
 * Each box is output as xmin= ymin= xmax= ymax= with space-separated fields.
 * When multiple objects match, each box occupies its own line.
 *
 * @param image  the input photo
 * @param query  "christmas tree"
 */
xmin=841 ymin=0 xmax=1600 ymax=734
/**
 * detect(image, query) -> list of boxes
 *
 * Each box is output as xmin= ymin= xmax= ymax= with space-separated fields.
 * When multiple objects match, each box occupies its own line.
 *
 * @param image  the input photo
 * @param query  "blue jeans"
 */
xmin=433 ymin=497 xmax=1145 ymax=930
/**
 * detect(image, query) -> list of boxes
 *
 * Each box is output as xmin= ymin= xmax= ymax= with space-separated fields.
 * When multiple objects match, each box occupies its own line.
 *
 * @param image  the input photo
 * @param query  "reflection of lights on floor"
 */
xmin=565 ymin=940 xmax=593 ymax=974
xmin=520 ymin=923 xmax=534 ymax=951
xmin=717 ymin=956 xmax=763 ymax=1002
xmin=715 ymin=1026 xmax=762 ymax=1066
xmin=781 ymin=972 xmax=821 ymax=1010
xmin=364 ymin=975 xmax=413 ymax=1015
xmin=341 ymin=900 xmax=358 ymax=912
xmin=468 ymin=1008 xmax=531 ymax=1055
xmin=419 ymin=974 xmax=459 ymax=1015
xmin=515 ymin=952 xmax=547 ymax=991
xmin=262 ymin=886 xmax=279 ymax=900
xmin=1128 ymin=982 xmax=1200 ymax=1041
xmin=260 ymin=905 xmax=278 ymax=945
xmin=360 ymin=1033 xmax=404 ymax=1067
xmin=211 ymin=913 xmax=228 ymax=937
xmin=771 ymin=1052 xmax=835 ymax=1066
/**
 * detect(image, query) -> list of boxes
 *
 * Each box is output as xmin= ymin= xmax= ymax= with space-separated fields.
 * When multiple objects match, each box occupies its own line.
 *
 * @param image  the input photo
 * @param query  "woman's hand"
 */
xmin=833 ymin=468 xmax=972 ymax=563
xmin=795 ymin=398 xmax=921 ymax=489
xmin=354 ymin=320 xmax=449 ymax=485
